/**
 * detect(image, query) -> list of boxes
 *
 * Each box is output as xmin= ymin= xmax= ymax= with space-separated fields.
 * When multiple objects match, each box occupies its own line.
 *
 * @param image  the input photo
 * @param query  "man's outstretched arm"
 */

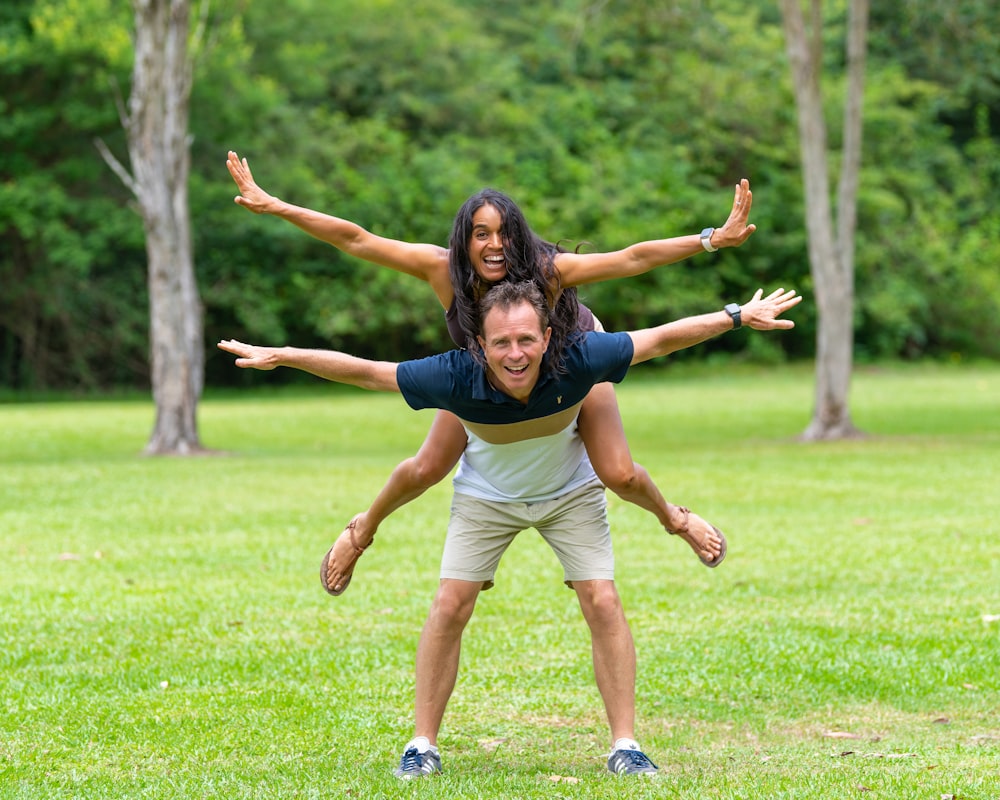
xmin=217 ymin=339 xmax=400 ymax=392
xmin=628 ymin=288 xmax=802 ymax=365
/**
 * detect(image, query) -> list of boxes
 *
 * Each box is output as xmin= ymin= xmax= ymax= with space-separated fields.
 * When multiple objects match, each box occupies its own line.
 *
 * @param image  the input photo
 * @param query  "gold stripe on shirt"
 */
xmin=459 ymin=401 xmax=583 ymax=445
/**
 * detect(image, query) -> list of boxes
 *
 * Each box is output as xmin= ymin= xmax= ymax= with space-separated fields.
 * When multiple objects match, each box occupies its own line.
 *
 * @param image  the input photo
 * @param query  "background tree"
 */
xmin=2 ymin=0 xmax=998 ymax=398
xmin=97 ymin=0 xmax=205 ymax=454
xmin=779 ymin=0 xmax=868 ymax=440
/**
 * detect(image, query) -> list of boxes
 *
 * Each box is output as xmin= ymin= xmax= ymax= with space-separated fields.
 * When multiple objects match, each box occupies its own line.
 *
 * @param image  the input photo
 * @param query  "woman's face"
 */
xmin=468 ymin=204 xmax=508 ymax=284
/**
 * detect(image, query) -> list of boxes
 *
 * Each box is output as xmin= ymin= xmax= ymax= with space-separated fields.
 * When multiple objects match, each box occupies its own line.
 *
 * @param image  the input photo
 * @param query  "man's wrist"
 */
xmin=723 ymin=303 xmax=742 ymax=329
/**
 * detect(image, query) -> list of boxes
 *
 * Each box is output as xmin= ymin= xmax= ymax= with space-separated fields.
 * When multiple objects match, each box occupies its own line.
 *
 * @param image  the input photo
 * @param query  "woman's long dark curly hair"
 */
xmin=448 ymin=188 xmax=579 ymax=374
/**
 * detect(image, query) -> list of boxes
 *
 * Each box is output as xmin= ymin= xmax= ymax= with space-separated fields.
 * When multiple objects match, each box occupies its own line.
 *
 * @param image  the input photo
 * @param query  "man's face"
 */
xmin=468 ymin=204 xmax=508 ymax=284
xmin=476 ymin=300 xmax=551 ymax=403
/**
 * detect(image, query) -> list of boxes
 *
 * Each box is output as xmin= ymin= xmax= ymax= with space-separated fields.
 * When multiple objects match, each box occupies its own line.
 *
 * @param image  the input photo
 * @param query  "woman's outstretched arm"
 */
xmin=226 ymin=150 xmax=454 ymax=307
xmin=554 ymin=179 xmax=757 ymax=287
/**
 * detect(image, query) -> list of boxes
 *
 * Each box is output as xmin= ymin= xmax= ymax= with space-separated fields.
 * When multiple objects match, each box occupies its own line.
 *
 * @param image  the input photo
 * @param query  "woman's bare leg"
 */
xmin=323 ymin=410 xmax=468 ymax=593
xmin=578 ymin=383 xmax=723 ymax=564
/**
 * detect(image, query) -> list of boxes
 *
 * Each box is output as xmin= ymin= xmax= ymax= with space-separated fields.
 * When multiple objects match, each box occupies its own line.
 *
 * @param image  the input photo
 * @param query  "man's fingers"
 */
xmin=218 ymin=339 xmax=246 ymax=355
xmin=780 ymin=293 xmax=803 ymax=310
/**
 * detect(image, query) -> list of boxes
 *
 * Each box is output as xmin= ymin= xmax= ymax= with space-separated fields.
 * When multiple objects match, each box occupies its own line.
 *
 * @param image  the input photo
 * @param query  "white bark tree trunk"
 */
xmin=780 ymin=0 xmax=868 ymax=440
xmin=100 ymin=0 xmax=205 ymax=454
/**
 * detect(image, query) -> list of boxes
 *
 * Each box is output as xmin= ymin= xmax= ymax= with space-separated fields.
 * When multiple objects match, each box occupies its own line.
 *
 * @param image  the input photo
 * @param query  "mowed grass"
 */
xmin=1 ymin=362 xmax=998 ymax=799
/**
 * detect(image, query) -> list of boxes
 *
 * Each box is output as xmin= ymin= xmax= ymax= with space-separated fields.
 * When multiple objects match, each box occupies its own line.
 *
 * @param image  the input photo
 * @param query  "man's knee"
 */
xmin=429 ymin=582 xmax=479 ymax=628
xmin=576 ymin=580 xmax=624 ymax=623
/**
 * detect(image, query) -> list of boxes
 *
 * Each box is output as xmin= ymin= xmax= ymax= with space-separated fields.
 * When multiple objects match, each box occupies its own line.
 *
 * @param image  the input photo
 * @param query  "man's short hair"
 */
xmin=477 ymin=281 xmax=551 ymax=337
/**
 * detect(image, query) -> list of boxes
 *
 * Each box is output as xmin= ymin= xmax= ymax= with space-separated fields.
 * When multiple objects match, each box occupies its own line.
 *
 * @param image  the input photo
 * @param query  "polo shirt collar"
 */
xmin=470 ymin=357 xmax=558 ymax=406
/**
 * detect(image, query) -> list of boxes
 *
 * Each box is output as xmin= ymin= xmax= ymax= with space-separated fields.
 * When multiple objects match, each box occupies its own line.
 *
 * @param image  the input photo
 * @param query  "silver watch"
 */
xmin=700 ymin=227 xmax=718 ymax=253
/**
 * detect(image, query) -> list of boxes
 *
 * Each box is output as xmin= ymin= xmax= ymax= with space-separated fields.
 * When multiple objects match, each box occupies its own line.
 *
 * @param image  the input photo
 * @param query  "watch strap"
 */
xmin=724 ymin=302 xmax=742 ymax=329
xmin=700 ymin=227 xmax=718 ymax=253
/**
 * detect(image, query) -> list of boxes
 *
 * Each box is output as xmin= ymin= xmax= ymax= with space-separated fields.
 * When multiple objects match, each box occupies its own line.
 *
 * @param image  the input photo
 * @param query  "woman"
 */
xmin=226 ymin=151 xmax=756 ymax=594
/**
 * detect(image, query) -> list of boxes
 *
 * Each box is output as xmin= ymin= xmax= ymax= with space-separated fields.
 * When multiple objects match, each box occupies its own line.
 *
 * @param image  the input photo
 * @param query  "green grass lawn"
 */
xmin=2 ymin=362 xmax=998 ymax=799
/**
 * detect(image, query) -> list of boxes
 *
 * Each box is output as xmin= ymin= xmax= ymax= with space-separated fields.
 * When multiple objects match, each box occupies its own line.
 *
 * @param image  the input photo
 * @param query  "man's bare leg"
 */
xmin=573 ymin=579 xmax=637 ymax=744
xmin=412 ymin=579 xmax=482 ymax=743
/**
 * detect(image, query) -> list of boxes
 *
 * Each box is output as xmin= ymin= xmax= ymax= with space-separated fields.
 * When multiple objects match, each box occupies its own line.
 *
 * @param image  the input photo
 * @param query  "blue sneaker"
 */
xmin=394 ymin=746 xmax=442 ymax=779
xmin=607 ymin=747 xmax=659 ymax=776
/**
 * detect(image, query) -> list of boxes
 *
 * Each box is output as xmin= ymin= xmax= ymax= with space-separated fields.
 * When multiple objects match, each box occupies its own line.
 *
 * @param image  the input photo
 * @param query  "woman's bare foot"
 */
xmin=665 ymin=505 xmax=727 ymax=568
xmin=320 ymin=512 xmax=377 ymax=595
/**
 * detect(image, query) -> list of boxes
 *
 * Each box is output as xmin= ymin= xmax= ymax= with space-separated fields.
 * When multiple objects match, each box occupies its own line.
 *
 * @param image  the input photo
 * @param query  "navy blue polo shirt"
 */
xmin=397 ymin=331 xmax=635 ymax=502
xmin=397 ymin=331 xmax=634 ymax=421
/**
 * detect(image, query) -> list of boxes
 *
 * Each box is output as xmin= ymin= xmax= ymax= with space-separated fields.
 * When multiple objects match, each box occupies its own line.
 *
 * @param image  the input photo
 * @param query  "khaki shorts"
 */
xmin=441 ymin=479 xmax=613 ymax=590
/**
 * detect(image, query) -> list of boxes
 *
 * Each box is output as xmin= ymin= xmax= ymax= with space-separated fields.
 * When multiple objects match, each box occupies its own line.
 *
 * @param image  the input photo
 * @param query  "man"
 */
xmin=218 ymin=282 xmax=800 ymax=778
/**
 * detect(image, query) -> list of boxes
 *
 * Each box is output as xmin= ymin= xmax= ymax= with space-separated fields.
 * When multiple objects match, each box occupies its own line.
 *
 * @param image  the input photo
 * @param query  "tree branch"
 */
xmin=837 ymin=0 xmax=869 ymax=270
xmin=106 ymin=73 xmax=130 ymax=131
xmin=190 ymin=0 xmax=210 ymax=57
xmin=94 ymin=138 xmax=139 ymax=198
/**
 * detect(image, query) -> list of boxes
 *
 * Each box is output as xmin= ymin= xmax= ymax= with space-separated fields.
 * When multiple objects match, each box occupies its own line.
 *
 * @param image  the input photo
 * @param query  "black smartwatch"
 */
xmin=724 ymin=302 xmax=742 ymax=329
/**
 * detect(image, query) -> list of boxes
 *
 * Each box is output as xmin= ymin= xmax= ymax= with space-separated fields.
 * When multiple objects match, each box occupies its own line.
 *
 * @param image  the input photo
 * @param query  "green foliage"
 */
xmin=871 ymin=0 xmax=1000 ymax=114
xmin=2 ymin=365 xmax=999 ymax=796
xmin=0 ymin=0 xmax=141 ymax=390
xmin=1 ymin=0 xmax=999 ymax=391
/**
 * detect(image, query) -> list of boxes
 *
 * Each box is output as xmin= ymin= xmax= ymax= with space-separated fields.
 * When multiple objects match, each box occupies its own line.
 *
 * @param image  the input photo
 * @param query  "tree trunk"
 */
xmin=780 ymin=0 xmax=867 ymax=441
xmin=103 ymin=0 xmax=205 ymax=454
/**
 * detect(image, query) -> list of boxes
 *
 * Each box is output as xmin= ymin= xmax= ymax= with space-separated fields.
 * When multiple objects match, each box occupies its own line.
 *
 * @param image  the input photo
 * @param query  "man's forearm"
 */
xmin=217 ymin=340 xmax=400 ymax=392
xmin=278 ymin=347 xmax=399 ymax=391
xmin=629 ymin=311 xmax=733 ymax=363
xmin=628 ymin=287 xmax=800 ymax=364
